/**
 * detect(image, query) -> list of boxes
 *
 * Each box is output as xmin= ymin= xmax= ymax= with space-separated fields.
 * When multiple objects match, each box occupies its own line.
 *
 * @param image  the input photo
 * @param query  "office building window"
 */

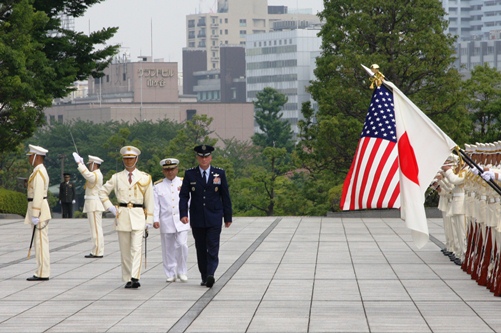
xmin=58 ymin=115 xmax=63 ymax=122
xmin=187 ymin=109 xmax=196 ymax=120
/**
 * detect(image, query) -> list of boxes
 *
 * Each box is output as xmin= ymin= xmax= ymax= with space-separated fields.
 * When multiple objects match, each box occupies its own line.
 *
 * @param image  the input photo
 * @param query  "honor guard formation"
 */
xmin=431 ymin=142 xmax=501 ymax=297
xmin=23 ymin=143 xmax=232 ymax=290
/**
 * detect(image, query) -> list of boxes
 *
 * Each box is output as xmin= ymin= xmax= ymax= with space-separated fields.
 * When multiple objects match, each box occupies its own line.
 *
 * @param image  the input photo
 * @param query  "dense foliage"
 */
xmin=0 ymin=0 xmax=119 ymax=153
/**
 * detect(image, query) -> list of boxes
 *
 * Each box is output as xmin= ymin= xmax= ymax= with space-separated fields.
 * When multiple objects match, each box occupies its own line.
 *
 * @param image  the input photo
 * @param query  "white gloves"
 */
xmin=471 ymin=167 xmax=480 ymax=175
xmin=146 ymin=223 xmax=153 ymax=230
xmin=72 ymin=200 xmax=76 ymax=204
xmin=72 ymin=152 xmax=84 ymax=164
xmin=482 ymin=171 xmax=495 ymax=181
xmin=108 ymin=206 xmax=117 ymax=216
xmin=31 ymin=217 xmax=40 ymax=225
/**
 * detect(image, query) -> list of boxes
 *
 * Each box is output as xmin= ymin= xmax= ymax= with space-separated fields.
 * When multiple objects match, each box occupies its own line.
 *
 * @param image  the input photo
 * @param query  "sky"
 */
xmin=74 ymin=0 xmax=324 ymax=70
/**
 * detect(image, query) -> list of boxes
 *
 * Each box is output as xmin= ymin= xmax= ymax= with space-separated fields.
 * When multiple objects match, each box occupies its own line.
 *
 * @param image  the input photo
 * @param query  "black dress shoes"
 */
xmin=85 ymin=254 xmax=103 ymax=258
xmin=200 ymin=280 xmax=207 ymax=286
xmin=125 ymin=278 xmax=141 ymax=289
xmin=27 ymin=275 xmax=49 ymax=281
xmin=206 ymin=275 xmax=215 ymax=288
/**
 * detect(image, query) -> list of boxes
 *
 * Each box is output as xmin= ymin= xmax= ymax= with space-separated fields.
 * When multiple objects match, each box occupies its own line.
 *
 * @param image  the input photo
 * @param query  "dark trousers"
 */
xmin=191 ymin=225 xmax=222 ymax=281
xmin=61 ymin=202 xmax=73 ymax=218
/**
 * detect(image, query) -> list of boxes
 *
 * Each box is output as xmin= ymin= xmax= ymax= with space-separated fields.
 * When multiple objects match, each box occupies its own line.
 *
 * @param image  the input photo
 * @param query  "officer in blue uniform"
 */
xmin=179 ymin=144 xmax=232 ymax=288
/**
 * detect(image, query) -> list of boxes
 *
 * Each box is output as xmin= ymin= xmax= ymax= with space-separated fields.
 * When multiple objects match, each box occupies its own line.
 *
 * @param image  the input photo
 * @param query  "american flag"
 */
xmin=340 ymin=84 xmax=400 ymax=210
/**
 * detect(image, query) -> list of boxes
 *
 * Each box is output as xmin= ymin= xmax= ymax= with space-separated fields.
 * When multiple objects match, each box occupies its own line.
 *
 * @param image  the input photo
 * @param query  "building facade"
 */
xmin=46 ymin=58 xmax=255 ymax=143
xmin=441 ymin=0 xmax=501 ymax=74
xmin=184 ymin=0 xmax=320 ymax=72
xmin=245 ymin=26 xmax=322 ymax=136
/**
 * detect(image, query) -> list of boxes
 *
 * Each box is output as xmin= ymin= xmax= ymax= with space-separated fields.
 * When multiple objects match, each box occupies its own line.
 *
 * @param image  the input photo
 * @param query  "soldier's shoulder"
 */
xmin=212 ymin=166 xmax=226 ymax=172
xmin=154 ymin=179 xmax=163 ymax=185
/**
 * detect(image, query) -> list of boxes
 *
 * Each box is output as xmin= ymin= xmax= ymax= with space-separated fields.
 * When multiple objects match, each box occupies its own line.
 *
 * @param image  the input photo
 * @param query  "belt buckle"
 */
xmin=127 ymin=202 xmax=133 ymax=208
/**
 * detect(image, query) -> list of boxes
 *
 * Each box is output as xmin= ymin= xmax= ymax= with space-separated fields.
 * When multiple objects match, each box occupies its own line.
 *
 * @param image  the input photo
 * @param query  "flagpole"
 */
xmin=457 ymin=148 xmax=501 ymax=196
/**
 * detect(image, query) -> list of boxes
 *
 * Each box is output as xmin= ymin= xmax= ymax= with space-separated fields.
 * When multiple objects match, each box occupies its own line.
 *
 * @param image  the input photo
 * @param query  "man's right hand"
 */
xmin=108 ymin=206 xmax=117 ymax=216
xmin=72 ymin=152 xmax=84 ymax=164
xmin=181 ymin=217 xmax=189 ymax=224
xmin=31 ymin=217 xmax=40 ymax=225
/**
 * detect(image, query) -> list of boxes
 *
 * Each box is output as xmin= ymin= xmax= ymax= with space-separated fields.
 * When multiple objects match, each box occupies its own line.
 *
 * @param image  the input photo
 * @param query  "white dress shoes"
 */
xmin=178 ymin=274 xmax=188 ymax=282
xmin=166 ymin=276 xmax=176 ymax=282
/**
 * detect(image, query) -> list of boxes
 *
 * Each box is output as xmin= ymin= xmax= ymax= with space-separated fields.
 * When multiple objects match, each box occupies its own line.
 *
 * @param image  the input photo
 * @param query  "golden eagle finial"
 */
xmin=369 ymin=64 xmax=385 ymax=89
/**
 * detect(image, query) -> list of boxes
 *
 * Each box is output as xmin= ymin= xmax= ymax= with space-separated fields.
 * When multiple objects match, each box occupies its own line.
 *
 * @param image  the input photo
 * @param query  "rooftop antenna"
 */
xmin=151 ymin=18 xmax=153 ymax=60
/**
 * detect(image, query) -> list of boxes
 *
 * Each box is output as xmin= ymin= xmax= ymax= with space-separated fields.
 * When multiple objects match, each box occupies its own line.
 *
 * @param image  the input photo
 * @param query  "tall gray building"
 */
xmin=246 ymin=24 xmax=322 ymax=136
xmin=441 ymin=0 xmax=501 ymax=74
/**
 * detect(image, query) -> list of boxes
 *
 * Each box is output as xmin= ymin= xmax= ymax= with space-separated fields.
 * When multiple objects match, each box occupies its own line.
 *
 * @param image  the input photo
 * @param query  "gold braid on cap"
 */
xmin=369 ymin=64 xmax=385 ymax=89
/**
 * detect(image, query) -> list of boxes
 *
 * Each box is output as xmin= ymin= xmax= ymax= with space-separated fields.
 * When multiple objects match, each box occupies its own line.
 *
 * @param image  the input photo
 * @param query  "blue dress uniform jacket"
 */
xmin=179 ymin=167 xmax=232 ymax=226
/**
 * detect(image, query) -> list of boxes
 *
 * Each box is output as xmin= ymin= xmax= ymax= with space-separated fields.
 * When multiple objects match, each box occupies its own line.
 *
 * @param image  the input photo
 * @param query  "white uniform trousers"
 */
xmin=117 ymin=230 xmax=144 ymax=282
xmin=160 ymin=231 xmax=188 ymax=278
xmin=33 ymin=221 xmax=50 ymax=278
xmin=451 ymin=214 xmax=466 ymax=260
xmin=442 ymin=212 xmax=454 ymax=252
xmin=88 ymin=211 xmax=104 ymax=256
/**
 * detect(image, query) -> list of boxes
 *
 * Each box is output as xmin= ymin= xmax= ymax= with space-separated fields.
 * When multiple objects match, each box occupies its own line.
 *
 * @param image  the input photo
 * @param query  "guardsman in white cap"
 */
xmin=25 ymin=144 xmax=52 ymax=281
xmin=153 ymin=158 xmax=190 ymax=282
xmin=73 ymin=153 xmax=105 ymax=258
xmin=99 ymin=145 xmax=154 ymax=289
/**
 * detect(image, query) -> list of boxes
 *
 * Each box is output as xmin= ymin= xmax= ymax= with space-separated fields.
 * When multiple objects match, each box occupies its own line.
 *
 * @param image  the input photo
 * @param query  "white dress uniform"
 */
xmin=444 ymin=167 xmax=467 ymax=261
xmin=99 ymin=146 xmax=154 ymax=284
xmin=154 ymin=174 xmax=190 ymax=280
xmin=77 ymin=155 xmax=105 ymax=257
xmin=24 ymin=145 xmax=52 ymax=279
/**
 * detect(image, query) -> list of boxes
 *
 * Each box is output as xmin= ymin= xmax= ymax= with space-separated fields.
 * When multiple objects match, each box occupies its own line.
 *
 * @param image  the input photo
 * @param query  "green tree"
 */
xmin=306 ymin=0 xmax=470 ymax=179
xmin=463 ymin=64 xmax=501 ymax=142
xmin=232 ymin=147 xmax=288 ymax=216
xmin=162 ymin=115 xmax=218 ymax=170
xmin=252 ymin=87 xmax=294 ymax=151
xmin=0 ymin=0 xmax=119 ymax=153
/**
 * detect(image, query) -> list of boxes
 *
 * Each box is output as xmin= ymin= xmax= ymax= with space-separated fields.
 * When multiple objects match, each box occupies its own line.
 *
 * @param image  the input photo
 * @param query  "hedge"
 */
xmin=0 ymin=188 xmax=28 ymax=217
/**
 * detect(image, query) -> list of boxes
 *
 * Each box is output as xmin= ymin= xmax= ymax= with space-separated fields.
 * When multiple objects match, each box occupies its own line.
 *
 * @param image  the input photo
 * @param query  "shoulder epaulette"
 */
xmin=154 ymin=179 xmax=163 ymax=185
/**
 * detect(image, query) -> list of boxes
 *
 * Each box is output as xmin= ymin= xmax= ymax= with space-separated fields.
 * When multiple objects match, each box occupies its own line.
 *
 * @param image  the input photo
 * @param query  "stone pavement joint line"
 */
xmin=168 ymin=218 xmax=282 ymax=333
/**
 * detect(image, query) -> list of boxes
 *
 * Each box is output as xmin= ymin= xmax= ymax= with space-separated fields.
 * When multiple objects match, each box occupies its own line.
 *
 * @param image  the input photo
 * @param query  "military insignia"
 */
xmin=202 ymin=144 xmax=206 ymax=150
xmin=191 ymin=187 xmax=195 ymax=191
xmin=215 ymin=187 xmax=219 ymax=192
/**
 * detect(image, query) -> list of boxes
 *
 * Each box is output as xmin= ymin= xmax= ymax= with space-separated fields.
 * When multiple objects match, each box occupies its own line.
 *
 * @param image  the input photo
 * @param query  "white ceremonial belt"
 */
xmin=453 ymin=193 xmax=464 ymax=197
xmin=84 ymin=195 xmax=99 ymax=200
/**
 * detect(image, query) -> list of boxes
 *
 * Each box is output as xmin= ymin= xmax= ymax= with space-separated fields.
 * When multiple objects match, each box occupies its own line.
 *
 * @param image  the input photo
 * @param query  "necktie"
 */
xmin=128 ymin=172 xmax=133 ymax=184
xmin=203 ymin=170 xmax=207 ymax=184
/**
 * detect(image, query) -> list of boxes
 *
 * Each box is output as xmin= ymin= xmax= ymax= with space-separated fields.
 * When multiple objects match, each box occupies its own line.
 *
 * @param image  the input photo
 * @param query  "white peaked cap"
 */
xmin=88 ymin=155 xmax=104 ymax=164
xmin=26 ymin=144 xmax=48 ymax=156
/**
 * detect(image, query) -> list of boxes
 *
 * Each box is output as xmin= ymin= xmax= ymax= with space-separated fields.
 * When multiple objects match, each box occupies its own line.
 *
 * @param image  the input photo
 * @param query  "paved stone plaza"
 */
xmin=0 ymin=216 xmax=500 ymax=333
